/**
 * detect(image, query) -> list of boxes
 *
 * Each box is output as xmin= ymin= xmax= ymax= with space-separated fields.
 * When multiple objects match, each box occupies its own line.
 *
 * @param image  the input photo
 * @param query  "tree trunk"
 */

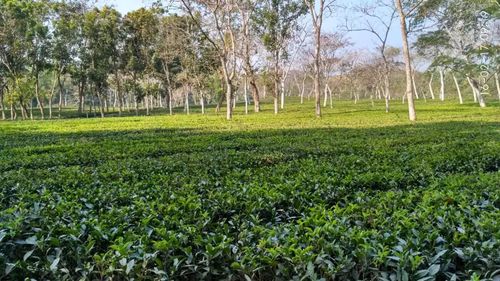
xmin=78 ymin=80 xmax=85 ymax=114
xmin=313 ymin=29 xmax=322 ymax=118
xmin=495 ymin=72 xmax=500 ymax=101
xmin=274 ymin=52 xmax=280 ymax=115
xmin=280 ymin=77 xmax=285 ymax=110
xmin=200 ymin=92 xmax=205 ymax=115
xmin=452 ymin=73 xmax=463 ymax=104
xmin=467 ymin=76 xmax=486 ymax=108
xmin=90 ymin=86 xmax=97 ymax=118
xmin=250 ymin=80 xmax=260 ymax=112
xmin=384 ymin=71 xmax=391 ymax=113
xmin=10 ymin=103 xmax=16 ymax=120
xmin=220 ymin=56 xmax=233 ymax=120
xmin=0 ymin=87 xmax=5 ymax=120
xmin=162 ymin=62 xmax=174 ymax=115
xmin=126 ymin=93 xmax=130 ymax=112
xmin=168 ymin=89 xmax=173 ymax=115
xmin=34 ymin=73 xmax=44 ymax=119
xmin=115 ymin=68 xmax=123 ymax=116
xmin=226 ymin=81 xmax=233 ymax=120
xmin=323 ymin=83 xmax=328 ymax=107
xmin=327 ymin=83 xmax=333 ymax=108
xmin=395 ymin=0 xmax=416 ymax=121
xmin=301 ymin=75 xmax=306 ymax=104
xmin=113 ymin=90 xmax=117 ymax=111
xmin=185 ymin=91 xmax=190 ymax=115
xmin=428 ymin=73 xmax=435 ymax=100
xmin=244 ymin=76 xmax=249 ymax=115
xmin=412 ymin=71 xmax=419 ymax=99
xmin=20 ymin=100 xmax=28 ymax=120
xmin=57 ymin=73 xmax=64 ymax=118
xmin=29 ymin=98 xmax=33 ymax=120
xmin=97 ymin=92 xmax=105 ymax=118
xmin=48 ymin=96 xmax=53 ymax=119
xmin=439 ymin=69 xmax=445 ymax=101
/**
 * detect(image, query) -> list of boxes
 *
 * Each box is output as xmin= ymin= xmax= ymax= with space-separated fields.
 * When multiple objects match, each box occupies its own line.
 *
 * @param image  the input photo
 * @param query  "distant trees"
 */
xmin=415 ymin=0 xmax=499 ymax=108
xmin=347 ymin=0 xmax=397 ymax=113
xmin=0 ymin=0 xmax=497 ymax=121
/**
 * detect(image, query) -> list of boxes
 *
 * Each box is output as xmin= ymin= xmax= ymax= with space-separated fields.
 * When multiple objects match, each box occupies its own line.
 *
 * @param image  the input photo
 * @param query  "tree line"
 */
xmin=0 ymin=0 xmax=498 ymax=121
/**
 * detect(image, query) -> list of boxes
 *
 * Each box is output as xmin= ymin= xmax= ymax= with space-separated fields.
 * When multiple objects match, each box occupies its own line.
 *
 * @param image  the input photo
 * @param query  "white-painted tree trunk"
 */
xmin=323 ymin=83 xmax=328 ymax=107
xmin=429 ymin=73 xmax=435 ymax=100
xmin=384 ymin=75 xmax=390 ymax=113
xmin=467 ymin=76 xmax=486 ymax=108
xmin=301 ymin=75 xmax=306 ymax=104
xmin=280 ymin=78 xmax=285 ymax=110
xmin=200 ymin=93 xmax=205 ymax=115
xmin=412 ymin=72 xmax=419 ymax=99
xmin=466 ymin=76 xmax=478 ymax=103
xmin=452 ymin=73 xmax=463 ymax=104
xmin=327 ymin=84 xmax=333 ymax=108
xmin=395 ymin=0 xmax=416 ymax=121
xmin=439 ymin=69 xmax=445 ymax=101
xmin=495 ymin=72 xmax=500 ymax=101
xmin=185 ymin=92 xmax=190 ymax=115
xmin=244 ymin=76 xmax=248 ymax=115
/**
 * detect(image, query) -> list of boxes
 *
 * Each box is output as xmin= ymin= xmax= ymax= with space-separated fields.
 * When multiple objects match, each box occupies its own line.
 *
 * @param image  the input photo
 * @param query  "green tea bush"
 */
xmin=0 ymin=101 xmax=499 ymax=280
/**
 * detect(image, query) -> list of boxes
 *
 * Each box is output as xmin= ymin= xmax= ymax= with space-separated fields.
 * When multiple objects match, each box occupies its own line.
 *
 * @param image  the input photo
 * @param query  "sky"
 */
xmin=96 ymin=0 xmax=403 ymax=54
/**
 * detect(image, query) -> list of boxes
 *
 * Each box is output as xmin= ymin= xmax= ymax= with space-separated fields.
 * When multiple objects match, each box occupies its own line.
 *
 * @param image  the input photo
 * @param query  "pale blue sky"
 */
xmin=96 ymin=0 xmax=403 ymax=53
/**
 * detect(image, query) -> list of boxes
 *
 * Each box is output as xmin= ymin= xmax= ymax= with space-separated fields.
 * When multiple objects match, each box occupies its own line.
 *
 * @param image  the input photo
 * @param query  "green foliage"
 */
xmin=84 ymin=6 xmax=122 ymax=91
xmin=5 ymin=76 xmax=34 ymax=105
xmin=254 ymin=0 xmax=307 ymax=55
xmin=0 ymin=101 xmax=498 ymax=280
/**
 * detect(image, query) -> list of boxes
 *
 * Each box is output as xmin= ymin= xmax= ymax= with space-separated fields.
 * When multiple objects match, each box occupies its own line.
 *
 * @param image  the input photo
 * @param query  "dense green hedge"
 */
xmin=0 ymin=102 xmax=499 ymax=280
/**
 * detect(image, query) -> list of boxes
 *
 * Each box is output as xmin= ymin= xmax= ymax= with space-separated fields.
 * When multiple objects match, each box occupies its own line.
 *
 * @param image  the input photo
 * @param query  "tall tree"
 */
xmin=180 ymin=0 xmax=239 ymax=120
xmin=255 ymin=0 xmax=306 ymax=114
xmin=156 ymin=14 xmax=187 ymax=115
xmin=24 ymin=0 xmax=52 ymax=119
xmin=237 ymin=1 xmax=261 ymax=113
xmin=123 ymin=8 xmax=159 ymax=115
xmin=84 ymin=6 xmax=122 ymax=118
xmin=304 ymin=0 xmax=336 ymax=118
xmin=394 ymin=0 xmax=419 ymax=121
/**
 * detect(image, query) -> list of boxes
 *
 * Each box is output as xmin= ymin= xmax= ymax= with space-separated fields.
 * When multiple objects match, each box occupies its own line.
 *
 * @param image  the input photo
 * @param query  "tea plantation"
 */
xmin=0 ymin=101 xmax=499 ymax=280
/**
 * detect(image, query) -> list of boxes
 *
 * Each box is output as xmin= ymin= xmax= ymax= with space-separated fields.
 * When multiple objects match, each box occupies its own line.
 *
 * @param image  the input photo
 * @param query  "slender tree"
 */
xmin=180 ymin=0 xmax=239 ymax=120
xmin=237 ymin=1 xmax=261 ymax=112
xmin=255 ymin=0 xmax=306 ymax=115
xmin=304 ymin=0 xmax=337 ymax=117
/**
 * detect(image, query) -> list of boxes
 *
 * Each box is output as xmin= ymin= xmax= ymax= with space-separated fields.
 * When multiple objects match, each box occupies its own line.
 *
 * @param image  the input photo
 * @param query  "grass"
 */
xmin=0 ymin=99 xmax=499 ymax=280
